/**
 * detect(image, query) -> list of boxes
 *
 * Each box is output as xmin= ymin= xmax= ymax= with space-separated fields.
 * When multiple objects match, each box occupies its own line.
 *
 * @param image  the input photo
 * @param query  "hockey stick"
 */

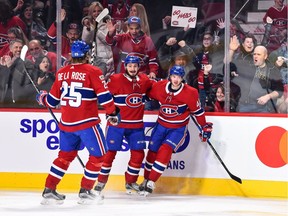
xmin=90 ymin=8 xmax=109 ymax=65
xmin=233 ymin=0 xmax=250 ymax=19
xmin=20 ymin=45 xmax=85 ymax=168
xmin=190 ymin=116 xmax=242 ymax=184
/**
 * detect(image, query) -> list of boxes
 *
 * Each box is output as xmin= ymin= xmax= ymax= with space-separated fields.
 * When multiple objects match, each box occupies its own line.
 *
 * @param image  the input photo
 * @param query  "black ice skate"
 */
xmin=78 ymin=188 xmax=104 ymax=205
xmin=94 ymin=182 xmax=106 ymax=196
xmin=40 ymin=188 xmax=65 ymax=205
xmin=139 ymin=180 xmax=155 ymax=197
xmin=125 ymin=182 xmax=140 ymax=194
xmin=138 ymin=179 xmax=147 ymax=191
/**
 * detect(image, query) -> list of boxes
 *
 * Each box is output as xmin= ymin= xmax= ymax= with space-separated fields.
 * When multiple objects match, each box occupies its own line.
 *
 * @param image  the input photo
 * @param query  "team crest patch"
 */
xmin=160 ymin=104 xmax=179 ymax=117
xmin=125 ymin=93 xmax=143 ymax=108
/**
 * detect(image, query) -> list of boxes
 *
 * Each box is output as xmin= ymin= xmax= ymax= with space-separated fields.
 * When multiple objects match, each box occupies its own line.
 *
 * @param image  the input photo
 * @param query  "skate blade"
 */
xmin=40 ymin=198 xmax=64 ymax=205
xmin=77 ymin=195 xmax=104 ymax=205
xmin=126 ymin=189 xmax=139 ymax=195
xmin=138 ymin=191 xmax=150 ymax=197
xmin=126 ymin=189 xmax=142 ymax=195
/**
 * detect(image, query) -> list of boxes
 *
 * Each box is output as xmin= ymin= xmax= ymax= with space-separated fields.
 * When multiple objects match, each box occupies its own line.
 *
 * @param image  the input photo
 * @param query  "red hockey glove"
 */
xmin=36 ymin=90 xmax=47 ymax=106
xmin=199 ymin=122 xmax=213 ymax=142
xmin=106 ymin=106 xmax=121 ymax=126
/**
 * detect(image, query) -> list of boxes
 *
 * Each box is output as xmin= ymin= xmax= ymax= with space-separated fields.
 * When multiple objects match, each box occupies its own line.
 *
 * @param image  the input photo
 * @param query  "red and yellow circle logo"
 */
xmin=255 ymin=126 xmax=287 ymax=168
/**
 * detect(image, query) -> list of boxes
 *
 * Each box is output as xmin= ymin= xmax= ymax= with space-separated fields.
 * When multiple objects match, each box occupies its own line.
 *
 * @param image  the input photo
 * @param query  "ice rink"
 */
xmin=0 ymin=190 xmax=287 ymax=216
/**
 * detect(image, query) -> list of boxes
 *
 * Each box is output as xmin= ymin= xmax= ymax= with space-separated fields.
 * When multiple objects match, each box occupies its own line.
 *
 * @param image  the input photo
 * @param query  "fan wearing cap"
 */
xmin=139 ymin=65 xmax=213 ymax=196
xmin=36 ymin=40 xmax=119 ymax=203
xmin=94 ymin=55 xmax=155 ymax=195
xmin=47 ymin=8 xmax=81 ymax=59
xmin=106 ymin=16 xmax=159 ymax=79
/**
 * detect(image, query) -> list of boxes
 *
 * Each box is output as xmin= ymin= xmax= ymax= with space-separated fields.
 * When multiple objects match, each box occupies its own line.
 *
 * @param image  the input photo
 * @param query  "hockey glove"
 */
xmin=199 ymin=122 xmax=213 ymax=142
xmin=36 ymin=90 xmax=48 ymax=106
xmin=106 ymin=106 xmax=121 ymax=126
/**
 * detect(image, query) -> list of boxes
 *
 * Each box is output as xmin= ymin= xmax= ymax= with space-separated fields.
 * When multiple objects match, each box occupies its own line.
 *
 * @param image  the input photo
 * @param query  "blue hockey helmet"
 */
xmin=128 ymin=16 xmax=141 ymax=26
xmin=124 ymin=55 xmax=140 ymax=66
xmin=71 ymin=40 xmax=90 ymax=58
xmin=169 ymin=65 xmax=185 ymax=78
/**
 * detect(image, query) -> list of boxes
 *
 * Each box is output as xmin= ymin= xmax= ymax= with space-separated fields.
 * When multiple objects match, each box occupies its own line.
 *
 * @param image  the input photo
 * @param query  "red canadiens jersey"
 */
xmin=107 ymin=73 xmax=154 ymax=128
xmin=47 ymin=23 xmax=71 ymax=59
xmin=0 ymin=16 xmax=27 ymax=49
xmin=148 ymin=80 xmax=207 ymax=128
xmin=106 ymin=32 xmax=159 ymax=75
xmin=263 ymin=5 xmax=288 ymax=29
xmin=45 ymin=63 xmax=115 ymax=132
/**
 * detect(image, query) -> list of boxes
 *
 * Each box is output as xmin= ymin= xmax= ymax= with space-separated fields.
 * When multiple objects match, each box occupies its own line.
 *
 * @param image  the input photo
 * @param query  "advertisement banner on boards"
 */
xmin=0 ymin=111 xmax=287 ymax=182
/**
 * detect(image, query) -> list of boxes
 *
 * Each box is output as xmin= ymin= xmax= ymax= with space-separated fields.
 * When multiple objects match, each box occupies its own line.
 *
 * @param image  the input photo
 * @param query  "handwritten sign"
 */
xmin=171 ymin=6 xmax=198 ymax=28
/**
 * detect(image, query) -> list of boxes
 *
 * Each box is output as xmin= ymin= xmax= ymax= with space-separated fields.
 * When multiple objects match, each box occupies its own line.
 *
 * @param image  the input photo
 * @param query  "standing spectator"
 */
xmin=47 ymin=9 xmax=81 ymax=59
xmin=188 ymin=31 xmax=222 ymax=109
xmin=227 ymin=34 xmax=258 ymax=112
xmin=18 ymin=2 xmax=47 ymax=41
xmin=81 ymin=1 xmax=114 ymax=78
xmin=0 ymin=27 xmax=29 ymax=57
xmin=34 ymin=55 xmax=55 ymax=92
xmin=262 ymin=0 xmax=287 ymax=53
xmin=269 ymin=41 xmax=288 ymax=113
xmin=110 ymin=0 xmax=130 ymax=23
xmin=269 ymin=41 xmax=288 ymax=85
xmin=36 ymin=40 xmax=119 ymax=204
xmin=106 ymin=16 xmax=159 ymax=78
xmin=123 ymin=3 xmax=150 ymax=36
xmin=11 ymin=0 xmax=24 ymax=15
xmin=237 ymin=45 xmax=283 ymax=113
xmin=139 ymin=65 xmax=213 ymax=196
xmin=94 ymin=56 xmax=154 ymax=196
xmin=26 ymin=39 xmax=58 ymax=73
xmin=0 ymin=0 xmax=27 ymax=50
xmin=158 ymin=36 xmax=194 ymax=79
xmin=0 ymin=39 xmax=36 ymax=107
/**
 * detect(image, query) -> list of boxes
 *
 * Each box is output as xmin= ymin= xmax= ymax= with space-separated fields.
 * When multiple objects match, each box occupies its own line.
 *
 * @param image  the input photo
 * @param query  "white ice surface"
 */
xmin=0 ymin=191 xmax=287 ymax=216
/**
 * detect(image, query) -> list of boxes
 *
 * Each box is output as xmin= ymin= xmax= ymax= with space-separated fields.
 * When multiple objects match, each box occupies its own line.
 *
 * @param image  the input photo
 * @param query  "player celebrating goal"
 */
xmin=140 ymin=65 xmax=213 ymax=196
xmin=94 ymin=55 xmax=155 ymax=195
xmin=36 ymin=40 xmax=119 ymax=204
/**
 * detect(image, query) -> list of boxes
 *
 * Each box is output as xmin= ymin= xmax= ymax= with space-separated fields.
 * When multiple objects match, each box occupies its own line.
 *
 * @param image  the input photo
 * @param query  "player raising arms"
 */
xmin=94 ymin=55 xmax=155 ymax=195
xmin=140 ymin=65 xmax=213 ymax=196
xmin=36 ymin=40 xmax=119 ymax=204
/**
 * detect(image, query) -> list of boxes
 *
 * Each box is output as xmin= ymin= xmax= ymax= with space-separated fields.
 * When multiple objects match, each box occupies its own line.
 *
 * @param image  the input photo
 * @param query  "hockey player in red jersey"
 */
xmin=94 ymin=55 xmax=155 ymax=195
xmin=139 ymin=65 xmax=213 ymax=196
xmin=36 ymin=40 xmax=119 ymax=204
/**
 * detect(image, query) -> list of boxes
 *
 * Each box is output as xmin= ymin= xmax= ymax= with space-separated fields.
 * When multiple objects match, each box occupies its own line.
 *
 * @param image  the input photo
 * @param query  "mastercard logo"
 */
xmin=255 ymin=126 xmax=287 ymax=168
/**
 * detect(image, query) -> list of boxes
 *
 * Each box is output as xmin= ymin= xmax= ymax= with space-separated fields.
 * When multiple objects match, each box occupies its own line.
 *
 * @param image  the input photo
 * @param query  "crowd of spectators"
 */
xmin=0 ymin=0 xmax=287 ymax=113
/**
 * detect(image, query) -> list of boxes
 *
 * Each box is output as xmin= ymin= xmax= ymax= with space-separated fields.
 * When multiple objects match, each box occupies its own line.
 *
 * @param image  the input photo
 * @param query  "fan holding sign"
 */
xmin=171 ymin=6 xmax=198 ymax=29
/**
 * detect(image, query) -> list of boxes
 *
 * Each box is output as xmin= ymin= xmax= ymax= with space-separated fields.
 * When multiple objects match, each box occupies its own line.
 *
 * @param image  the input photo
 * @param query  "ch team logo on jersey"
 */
xmin=160 ymin=105 xmax=179 ymax=117
xmin=273 ymin=18 xmax=287 ymax=28
xmin=0 ymin=34 xmax=8 ymax=48
xmin=125 ymin=93 xmax=143 ymax=108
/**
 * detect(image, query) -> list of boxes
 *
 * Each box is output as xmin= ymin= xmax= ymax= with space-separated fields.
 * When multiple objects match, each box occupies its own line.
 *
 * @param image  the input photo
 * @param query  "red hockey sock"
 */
xmin=81 ymin=155 xmax=105 ymax=190
xmin=148 ymin=144 xmax=173 ymax=182
xmin=45 ymin=150 xmax=77 ymax=190
xmin=143 ymin=150 xmax=157 ymax=180
xmin=97 ymin=150 xmax=117 ymax=183
xmin=125 ymin=150 xmax=145 ymax=184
